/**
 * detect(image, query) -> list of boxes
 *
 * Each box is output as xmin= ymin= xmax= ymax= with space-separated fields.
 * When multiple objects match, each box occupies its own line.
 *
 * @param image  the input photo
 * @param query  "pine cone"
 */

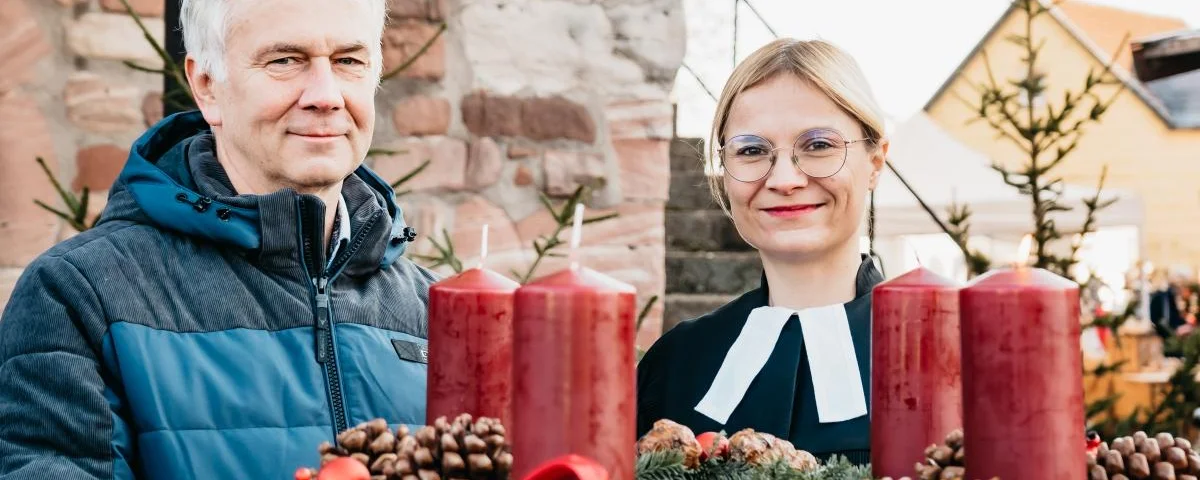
xmin=766 ymin=435 xmax=818 ymax=472
xmin=1090 ymin=431 xmax=1200 ymax=480
xmin=723 ymin=429 xmax=818 ymax=471
xmin=637 ymin=419 xmax=703 ymax=468
xmin=915 ymin=429 xmax=965 ymax=480
xmin=312 ymin=415 xmax=511 ymax=480
xmin=727 ymin=429 xmax=771 ymax=466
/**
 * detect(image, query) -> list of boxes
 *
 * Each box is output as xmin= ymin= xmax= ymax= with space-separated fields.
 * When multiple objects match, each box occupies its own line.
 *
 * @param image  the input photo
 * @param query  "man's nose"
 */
xmin=298 ymin=58 xmax=345 ymax=111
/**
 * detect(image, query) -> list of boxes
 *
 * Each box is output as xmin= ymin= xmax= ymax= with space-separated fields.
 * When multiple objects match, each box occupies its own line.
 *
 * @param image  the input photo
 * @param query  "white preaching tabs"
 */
xmin=796 ymin=304 xmax=867 ymax=423
xmin=694 ymin=306 xmax=794 ymax=425
xmin=693 ymin=304 xmax=867 ymax=425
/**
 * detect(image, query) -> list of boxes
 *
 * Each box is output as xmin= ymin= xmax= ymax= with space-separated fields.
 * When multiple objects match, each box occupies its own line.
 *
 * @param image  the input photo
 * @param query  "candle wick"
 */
xmin=568 ymin=204 xmax=585 ymax=271
xmin=479 ymin=224 xmax=489 ymax=270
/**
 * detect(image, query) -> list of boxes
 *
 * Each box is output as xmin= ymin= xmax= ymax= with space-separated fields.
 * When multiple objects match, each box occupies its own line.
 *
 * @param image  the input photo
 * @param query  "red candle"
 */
xmin=511 ymin=266 xmax=637 ymax=480
xmin=427 ymin=267 xmax=520 ymax=427
xmin=960 ymin=267 xmax=1082 ymax=479
xmin=870 ymin=266 xmax=962 ymax=477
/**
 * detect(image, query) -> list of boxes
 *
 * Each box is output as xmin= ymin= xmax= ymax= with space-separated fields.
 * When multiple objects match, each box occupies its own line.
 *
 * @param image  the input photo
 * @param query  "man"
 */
xmin=0 ymin=0 xmax=437 ymax=477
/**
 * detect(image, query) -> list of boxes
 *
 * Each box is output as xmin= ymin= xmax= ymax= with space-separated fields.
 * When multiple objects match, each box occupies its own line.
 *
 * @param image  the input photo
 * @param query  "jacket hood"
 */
xmin=100 ymin=110 xmax=414 ymax=271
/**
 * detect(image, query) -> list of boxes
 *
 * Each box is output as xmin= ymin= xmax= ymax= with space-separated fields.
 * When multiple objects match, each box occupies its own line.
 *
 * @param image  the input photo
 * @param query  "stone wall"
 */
xmin=1 ymin=0 xmax=165 ymax=305
xmin=0 ymin=0 xmax=686 ymax=349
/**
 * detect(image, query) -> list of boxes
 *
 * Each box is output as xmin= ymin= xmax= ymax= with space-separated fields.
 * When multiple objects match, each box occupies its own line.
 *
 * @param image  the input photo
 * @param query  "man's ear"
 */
xmin=868 ymin=137 xmax=889 ymax=190
xmin=185 ymin=56 xmax=222 ymax=126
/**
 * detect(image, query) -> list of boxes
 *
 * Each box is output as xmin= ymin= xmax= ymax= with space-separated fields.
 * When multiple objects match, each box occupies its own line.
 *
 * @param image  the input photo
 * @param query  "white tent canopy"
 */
xmin=867 ymin=113 xmax=1144 ymax=239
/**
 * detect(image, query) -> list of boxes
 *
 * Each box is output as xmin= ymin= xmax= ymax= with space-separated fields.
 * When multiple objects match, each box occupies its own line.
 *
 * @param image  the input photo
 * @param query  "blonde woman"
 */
xmin=637 ymin=38 xmax=888 ymax=465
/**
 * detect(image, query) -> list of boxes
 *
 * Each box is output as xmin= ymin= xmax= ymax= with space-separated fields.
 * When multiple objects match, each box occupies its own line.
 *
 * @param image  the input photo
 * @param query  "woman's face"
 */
xmin=721 ymin=74 xmax=886 ymax=261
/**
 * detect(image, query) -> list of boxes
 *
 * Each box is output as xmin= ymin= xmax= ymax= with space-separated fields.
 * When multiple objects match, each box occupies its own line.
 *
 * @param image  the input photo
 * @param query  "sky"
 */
xmin=673 ymin=0 xmax=1200 ymax=138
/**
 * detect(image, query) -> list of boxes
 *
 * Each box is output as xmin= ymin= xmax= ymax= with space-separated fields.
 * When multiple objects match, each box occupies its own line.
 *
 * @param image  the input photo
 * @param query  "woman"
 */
xmin=637 ymin=38 xmax=888 ymax=465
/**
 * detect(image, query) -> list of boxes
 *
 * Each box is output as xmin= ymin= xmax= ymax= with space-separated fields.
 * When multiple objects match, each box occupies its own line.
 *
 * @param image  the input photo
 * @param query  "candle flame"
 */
xmin=1016 ymin=233 xmax=1034 ymax=266
xmin=568 ymin=204 xmax=585 ymax=271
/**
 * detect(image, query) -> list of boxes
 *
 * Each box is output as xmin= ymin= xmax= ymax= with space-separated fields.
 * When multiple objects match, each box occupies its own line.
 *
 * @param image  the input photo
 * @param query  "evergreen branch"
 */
xmin=582 ymin=212 xmax=619 ymax=225
xmin=390 ymin=159 xmax=431 ymax=189
xmin=416 ymin=228 xmax=463 ymax=273
xmin=1085 ymin=359 xmax=1128 ymax=378
xmin=77 ymin=187 xmax=91 ymax=225
xmin=634 ymin=450 xmax=688 ymax=480
xmin=636 ymin=295 xmax=660 ymax=333
xmin=1035 ymin=32 xmax=1130 ymax=153
xmin=34 ymin=200 xmax=80 ymax=228
xmin=122 ymin=61 xmax=167 ymax=75
xmin=118 ymin=0 xmax=191 ymax=102
xmin=1066 ymin=165 xmax=1113 ymax=266
xmin=990 ymin=163 xmax=1028 ymax=190
xmin=979 ymin=50 xmax=1035 ymax=149
xmin=513 ymin=185 xmax=619 ymax=284
xmin=32 ymin=156 xmax=98 ymax=233
xmin=367 ymin=147 xmax=404 ymax=157
xmin=35 ymin=157 xmax=78 ymax=212
xmin=946 ymin=200 xmax=992 ymax=276
xmin=1087 ymin=393 xmax=1123 ymax=421
xmin=381 ymin=22 xmax=447 ymax=81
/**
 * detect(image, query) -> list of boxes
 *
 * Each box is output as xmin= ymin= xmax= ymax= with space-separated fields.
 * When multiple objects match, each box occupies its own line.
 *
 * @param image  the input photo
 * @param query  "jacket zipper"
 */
xmin=313 ymin=274 xmax=346 ymax=434
xmin=299 ymin=198 xmax=349 ymax=435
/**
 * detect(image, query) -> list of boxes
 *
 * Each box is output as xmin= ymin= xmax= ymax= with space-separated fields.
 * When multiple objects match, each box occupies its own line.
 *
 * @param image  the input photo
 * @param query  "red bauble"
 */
xmin=294 ymin=467 xmax=316 ymax=480
xmin=316 ymin=458 xmax=370 ymax=480
xmin=696 ymin=432 xmax=729 ymax=461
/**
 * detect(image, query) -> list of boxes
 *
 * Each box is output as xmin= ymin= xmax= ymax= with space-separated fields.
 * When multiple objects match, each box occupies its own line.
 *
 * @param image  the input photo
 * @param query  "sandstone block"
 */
xmin=66 ymin=13 xmax=165 ymax=68
xmin=372 ymin=137 xmax=467 ymax=192
xmin=393 ymin=95 xmax=450 ymax=136
xmin=382 ymin=20 xmax=445 ymax=81
xmin=73 ymin=144 xmax=128 ymax=192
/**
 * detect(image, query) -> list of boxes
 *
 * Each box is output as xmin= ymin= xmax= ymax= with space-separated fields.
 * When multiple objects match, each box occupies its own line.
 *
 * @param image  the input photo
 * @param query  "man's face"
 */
xmin=192 ymin=0 xmax=380 ymax=192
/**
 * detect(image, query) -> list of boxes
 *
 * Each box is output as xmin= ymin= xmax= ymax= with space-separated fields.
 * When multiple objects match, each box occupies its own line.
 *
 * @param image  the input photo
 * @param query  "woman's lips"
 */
xmin=761 ymin=204 xmax=823 ymax=218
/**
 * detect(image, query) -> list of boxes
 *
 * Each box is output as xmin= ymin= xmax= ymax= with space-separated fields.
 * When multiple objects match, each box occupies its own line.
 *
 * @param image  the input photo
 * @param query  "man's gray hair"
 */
xmin=180 ymin=0 xmax=389 ymax=83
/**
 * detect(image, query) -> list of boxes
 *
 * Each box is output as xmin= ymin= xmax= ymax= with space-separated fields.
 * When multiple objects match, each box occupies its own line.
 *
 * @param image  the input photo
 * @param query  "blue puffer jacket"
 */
xmin=0 ymin=111 xmax=439 ymax=479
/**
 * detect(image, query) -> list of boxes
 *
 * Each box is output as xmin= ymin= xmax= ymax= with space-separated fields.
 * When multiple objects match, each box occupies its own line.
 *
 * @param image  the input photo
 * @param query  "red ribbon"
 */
xmin=521 ymin=455 xmax=609 ymax=480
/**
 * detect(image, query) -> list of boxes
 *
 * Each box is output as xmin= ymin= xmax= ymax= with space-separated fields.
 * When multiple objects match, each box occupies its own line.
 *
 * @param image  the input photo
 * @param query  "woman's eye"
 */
xmin=805 ymin=139 xmax=836 ymax=151
xmin=737 ymin=145 xmax=768 ymax=156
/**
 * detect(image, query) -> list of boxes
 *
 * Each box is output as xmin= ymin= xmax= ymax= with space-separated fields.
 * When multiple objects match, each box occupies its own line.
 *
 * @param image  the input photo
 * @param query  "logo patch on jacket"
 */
xmin=392 ymin=339 xmax=428 ymax=364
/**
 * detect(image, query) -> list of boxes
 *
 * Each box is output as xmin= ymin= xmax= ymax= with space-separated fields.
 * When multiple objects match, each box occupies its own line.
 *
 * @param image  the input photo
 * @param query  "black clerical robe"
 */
xmin=637 ymin=256 xmax=883 ymax=465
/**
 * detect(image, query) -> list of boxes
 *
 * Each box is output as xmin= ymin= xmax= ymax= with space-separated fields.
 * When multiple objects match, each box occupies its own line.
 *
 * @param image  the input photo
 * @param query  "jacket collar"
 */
xmin=102 ymin=110 xmax=416 ymax=278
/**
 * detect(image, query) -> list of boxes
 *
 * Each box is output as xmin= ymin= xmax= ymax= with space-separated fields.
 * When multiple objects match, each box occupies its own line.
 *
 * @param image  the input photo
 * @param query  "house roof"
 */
xmin=922 ymin=0 xmax=1197 ymax=129
xmin=1054 ymin=1 xmax=1187 ymax=71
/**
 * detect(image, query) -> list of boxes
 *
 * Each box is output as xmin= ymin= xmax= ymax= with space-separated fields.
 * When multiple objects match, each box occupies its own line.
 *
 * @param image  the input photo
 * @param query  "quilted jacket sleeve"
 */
xmin=0 ymin=256 xmax=135 ymax=479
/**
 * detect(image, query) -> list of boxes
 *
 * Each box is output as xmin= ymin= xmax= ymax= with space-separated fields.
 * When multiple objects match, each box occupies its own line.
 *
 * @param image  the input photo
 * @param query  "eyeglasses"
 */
xmin=717 ymin=128 xmax=872 ymax=183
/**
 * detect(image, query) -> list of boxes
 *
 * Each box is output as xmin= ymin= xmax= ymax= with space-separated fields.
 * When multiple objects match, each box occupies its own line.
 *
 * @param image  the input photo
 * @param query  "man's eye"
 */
xmin=269 ymin=57 xmax=299 ymax=66
xmin=336 ymin=57 xmax=365 ymax=66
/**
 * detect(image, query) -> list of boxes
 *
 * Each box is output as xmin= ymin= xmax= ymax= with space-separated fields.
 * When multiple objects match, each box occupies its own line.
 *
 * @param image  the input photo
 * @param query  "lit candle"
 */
xmin=960 ymin=239 xmax=1083 ymax=479
xmin=870 ymin=265 xmax=961 ymax=477
xmin=511 ymin=205 xmax=637 ymax=479
xmin=426 ymin=225 xmax=520 ymax=426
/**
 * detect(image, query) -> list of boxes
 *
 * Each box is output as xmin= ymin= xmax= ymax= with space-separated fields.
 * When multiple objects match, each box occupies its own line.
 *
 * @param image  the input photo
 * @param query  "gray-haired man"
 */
xmin=0 ymin=0 xmax=437 ymax=477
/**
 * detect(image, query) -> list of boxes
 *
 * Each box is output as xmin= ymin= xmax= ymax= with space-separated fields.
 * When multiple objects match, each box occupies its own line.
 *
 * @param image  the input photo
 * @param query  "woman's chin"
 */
xmin=753 ymin=231 xmax=843 ymax=259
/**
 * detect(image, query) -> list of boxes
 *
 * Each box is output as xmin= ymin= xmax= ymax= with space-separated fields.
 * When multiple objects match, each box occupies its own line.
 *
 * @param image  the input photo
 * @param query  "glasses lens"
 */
xmin=793 ymin=128 xmax=848 ymax=178
xmin=722 ymin=135 xmax=774 ymax=182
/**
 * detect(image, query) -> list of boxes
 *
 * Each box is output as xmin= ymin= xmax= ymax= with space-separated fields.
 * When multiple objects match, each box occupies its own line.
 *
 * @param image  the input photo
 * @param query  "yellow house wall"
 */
xmin=927 ymin=9 xmax=1200 ymax=272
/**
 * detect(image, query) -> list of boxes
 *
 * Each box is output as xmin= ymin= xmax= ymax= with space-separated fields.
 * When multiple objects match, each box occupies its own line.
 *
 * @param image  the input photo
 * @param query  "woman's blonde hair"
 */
xmin=707 ymin=38 xmax=887 ymax=212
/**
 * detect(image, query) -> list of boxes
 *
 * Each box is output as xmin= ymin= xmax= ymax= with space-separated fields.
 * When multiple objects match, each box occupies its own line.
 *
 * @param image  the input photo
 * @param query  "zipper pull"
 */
xmin=315 ymin=277 xmax=331 ymax=363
